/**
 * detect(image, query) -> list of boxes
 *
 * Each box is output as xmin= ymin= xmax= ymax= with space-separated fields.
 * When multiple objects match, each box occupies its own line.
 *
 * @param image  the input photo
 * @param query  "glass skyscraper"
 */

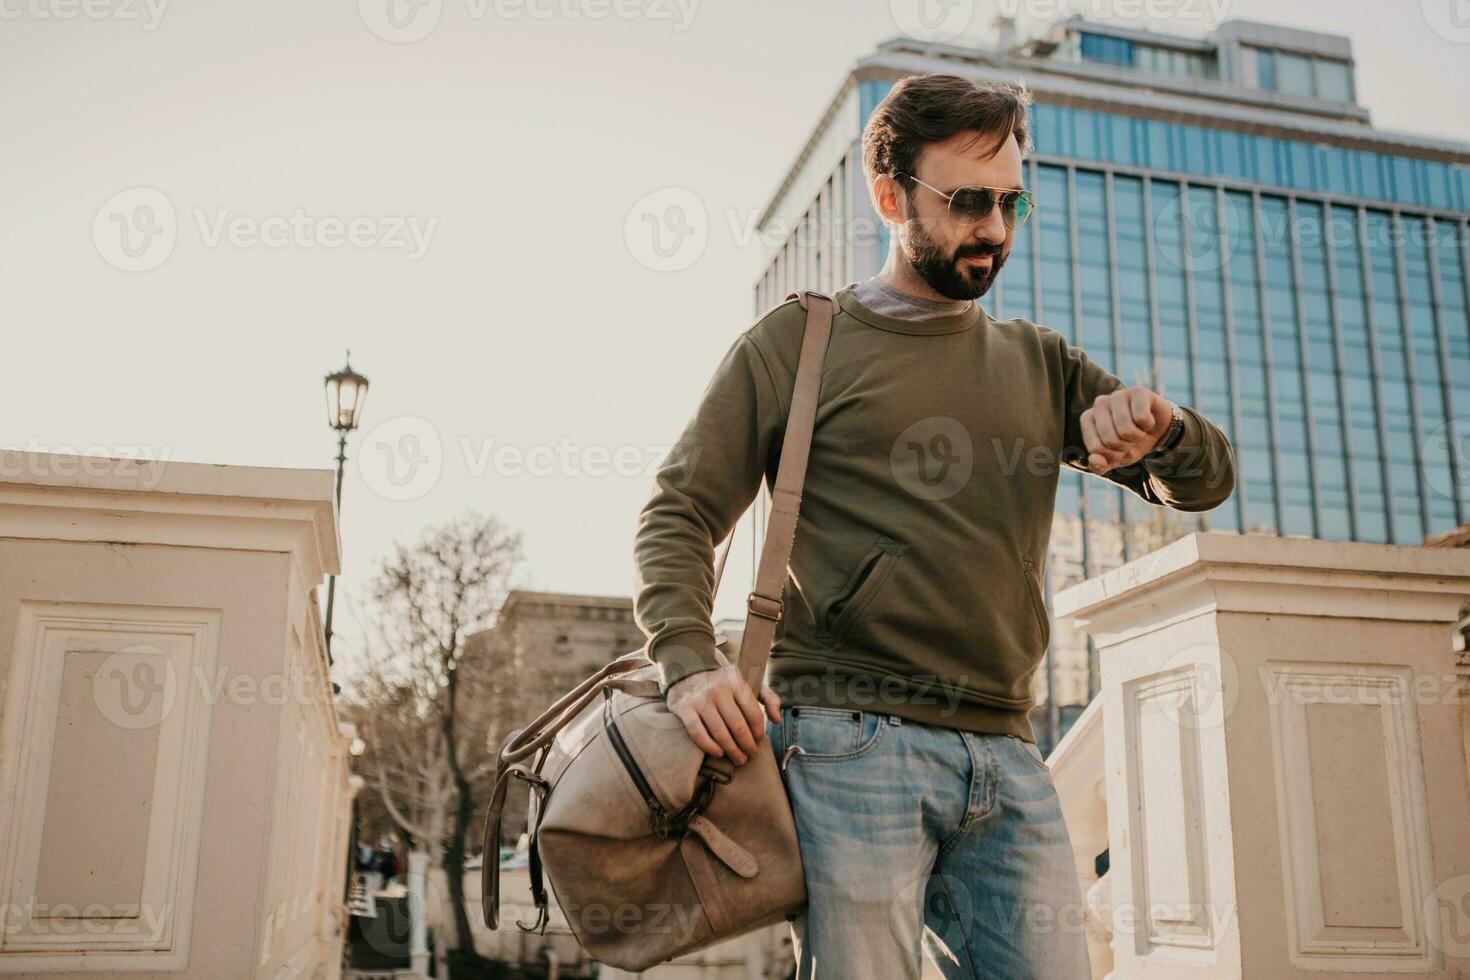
xmin=753 ymin=16 xmax=1470 ymax=743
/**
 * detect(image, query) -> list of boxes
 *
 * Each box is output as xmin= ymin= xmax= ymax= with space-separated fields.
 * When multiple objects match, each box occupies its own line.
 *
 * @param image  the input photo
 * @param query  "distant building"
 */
xmin=475 ymin=589 xmax=642 ymax=676
xmin=469 ymin=590 xmax=642 ymax=845
xmin=754 ymin=15 xmax=1470 ymax=749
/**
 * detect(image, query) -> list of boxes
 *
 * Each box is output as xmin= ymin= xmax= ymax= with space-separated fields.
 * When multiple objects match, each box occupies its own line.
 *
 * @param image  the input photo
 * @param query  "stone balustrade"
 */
xmin=1052 ymin=531 xmax=1470 ymax=979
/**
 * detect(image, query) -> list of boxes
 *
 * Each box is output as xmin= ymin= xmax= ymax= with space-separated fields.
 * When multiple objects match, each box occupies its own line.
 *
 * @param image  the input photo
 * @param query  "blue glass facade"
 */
xmin=1027 ymin=101 xmax=1470 ymax=212
xmin=845 ymin=80 xmax=1470 ymax=545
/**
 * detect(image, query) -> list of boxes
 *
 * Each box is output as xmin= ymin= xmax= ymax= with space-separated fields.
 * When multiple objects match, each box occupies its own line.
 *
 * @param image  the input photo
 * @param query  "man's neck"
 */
xmin=876 ymin=254 xmax=952 ymax=304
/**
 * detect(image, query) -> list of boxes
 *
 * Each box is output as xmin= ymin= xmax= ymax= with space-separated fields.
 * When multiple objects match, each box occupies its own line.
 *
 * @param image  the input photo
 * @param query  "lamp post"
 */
xmin=324 ymin=352 xmax=369 ymax=663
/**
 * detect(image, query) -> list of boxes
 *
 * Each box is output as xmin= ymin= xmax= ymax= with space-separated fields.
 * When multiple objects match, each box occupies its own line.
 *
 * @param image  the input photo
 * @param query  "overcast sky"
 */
xmin=4 ymin=0 xmax=1467 ymax=668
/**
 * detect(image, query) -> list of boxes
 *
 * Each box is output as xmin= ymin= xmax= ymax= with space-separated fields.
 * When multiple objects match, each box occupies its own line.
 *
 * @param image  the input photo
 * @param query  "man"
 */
xmin=633 ymin=74 xmax=1235 ymax=978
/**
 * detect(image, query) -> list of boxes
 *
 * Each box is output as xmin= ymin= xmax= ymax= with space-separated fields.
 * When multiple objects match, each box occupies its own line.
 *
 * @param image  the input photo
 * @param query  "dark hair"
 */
xmin=861 ymin=74 xmax=1033 ymax=183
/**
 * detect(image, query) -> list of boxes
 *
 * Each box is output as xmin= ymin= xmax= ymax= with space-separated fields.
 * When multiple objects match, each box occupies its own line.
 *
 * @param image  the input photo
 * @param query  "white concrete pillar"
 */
xmin=1055 ymin=532 xmax=1470 ymax=978
xmin=0 ymin=451 xmax=352 ymax=979
xmin=408 ymin=850 xmax=430 ymax=977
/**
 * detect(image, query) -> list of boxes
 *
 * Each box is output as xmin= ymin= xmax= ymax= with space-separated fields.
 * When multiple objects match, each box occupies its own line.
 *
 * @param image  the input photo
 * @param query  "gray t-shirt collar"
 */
xmin=850 ymin=277 xmax=974 ymax=322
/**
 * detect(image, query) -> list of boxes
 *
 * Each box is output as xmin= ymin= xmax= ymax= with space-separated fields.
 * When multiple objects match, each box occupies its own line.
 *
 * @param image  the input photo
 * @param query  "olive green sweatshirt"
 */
xmin=632 ymin=284 xmax=1235 ymax=742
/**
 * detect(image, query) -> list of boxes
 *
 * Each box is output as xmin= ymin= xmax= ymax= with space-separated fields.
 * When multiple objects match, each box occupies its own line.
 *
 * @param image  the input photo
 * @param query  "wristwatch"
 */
xmin=1144 ymin=402 xmax=1186 ymax=461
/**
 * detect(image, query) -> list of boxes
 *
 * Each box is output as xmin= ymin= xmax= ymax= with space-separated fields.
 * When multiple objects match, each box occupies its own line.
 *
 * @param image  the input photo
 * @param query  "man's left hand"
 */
xmin=1079 ymin=387 xmax=1174 ymax=474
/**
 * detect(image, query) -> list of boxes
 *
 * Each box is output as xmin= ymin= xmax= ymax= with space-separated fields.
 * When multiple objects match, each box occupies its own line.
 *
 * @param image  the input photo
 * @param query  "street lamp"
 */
xmin=324 ymin=352 xmax=369 ymax=663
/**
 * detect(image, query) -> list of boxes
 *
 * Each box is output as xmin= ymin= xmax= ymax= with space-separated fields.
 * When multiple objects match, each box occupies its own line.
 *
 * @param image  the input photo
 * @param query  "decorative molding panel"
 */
xmin=1122 ymin=665 xmax=1217 ymax=955
xmin=0 ymin=601 xmax=220 ymax=973
xmin=1265 ymin=662 xmax=1441 ymax=972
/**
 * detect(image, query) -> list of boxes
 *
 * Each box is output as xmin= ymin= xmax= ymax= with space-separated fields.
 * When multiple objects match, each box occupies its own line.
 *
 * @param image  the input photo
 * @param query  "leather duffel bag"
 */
xmin=480 ymin=291 xmax=835 ymax=971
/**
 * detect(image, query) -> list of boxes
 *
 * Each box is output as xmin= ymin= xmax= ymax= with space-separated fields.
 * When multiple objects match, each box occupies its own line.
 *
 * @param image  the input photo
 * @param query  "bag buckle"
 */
xmin=698 ymin=759 xmax=732 ymax=785
xmin=511 ymin=770 xmax=549 ymax=792
xmin=655 ymin=771 xmax=721 ymax=840
xmin=746 ymin=590 xmax=784 ymax=623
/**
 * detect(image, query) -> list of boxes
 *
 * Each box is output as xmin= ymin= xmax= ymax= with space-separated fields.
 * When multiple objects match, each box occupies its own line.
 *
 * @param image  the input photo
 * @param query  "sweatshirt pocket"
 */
xmin=817 ymin=535 xmax=906 ymax=647
xmin=1021 ymin=554 xmax=1051 ymax=651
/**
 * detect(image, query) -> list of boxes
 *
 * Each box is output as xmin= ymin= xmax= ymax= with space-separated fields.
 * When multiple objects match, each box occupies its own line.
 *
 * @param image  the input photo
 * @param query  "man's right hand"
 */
xmin=665 ymin=665 xmax=781 ymax=766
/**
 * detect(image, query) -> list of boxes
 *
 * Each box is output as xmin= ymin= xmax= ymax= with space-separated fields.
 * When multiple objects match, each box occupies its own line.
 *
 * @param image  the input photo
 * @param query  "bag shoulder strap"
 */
xmin=732 ymin=289 xmax=835 ymax=692
xmin=708 ymin=289 xmax=834 ymax=594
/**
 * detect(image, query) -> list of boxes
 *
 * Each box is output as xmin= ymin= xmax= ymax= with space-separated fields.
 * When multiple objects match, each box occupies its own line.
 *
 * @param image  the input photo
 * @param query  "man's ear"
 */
xmin=871 ymin=173 xmax=904 ymax=226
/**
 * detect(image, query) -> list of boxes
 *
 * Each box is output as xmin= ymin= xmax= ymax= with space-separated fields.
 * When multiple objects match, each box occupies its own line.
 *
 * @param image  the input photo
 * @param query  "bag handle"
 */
xmin=499 ymin=651 xmax=658 ymax=764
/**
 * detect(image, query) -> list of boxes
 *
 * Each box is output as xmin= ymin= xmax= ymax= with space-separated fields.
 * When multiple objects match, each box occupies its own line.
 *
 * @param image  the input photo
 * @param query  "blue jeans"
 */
xmin=765 ymin=705 xmax=1091 ymax=979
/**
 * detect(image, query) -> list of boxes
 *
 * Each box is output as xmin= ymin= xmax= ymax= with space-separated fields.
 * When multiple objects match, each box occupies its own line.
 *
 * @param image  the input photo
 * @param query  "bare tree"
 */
xmin=344 ymin=511 xmax=523 ymax=959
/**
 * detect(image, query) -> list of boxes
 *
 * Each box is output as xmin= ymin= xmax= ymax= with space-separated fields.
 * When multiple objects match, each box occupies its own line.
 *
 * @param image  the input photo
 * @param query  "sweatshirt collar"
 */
xmin=837 ymin=283 xmax=984 ymax=336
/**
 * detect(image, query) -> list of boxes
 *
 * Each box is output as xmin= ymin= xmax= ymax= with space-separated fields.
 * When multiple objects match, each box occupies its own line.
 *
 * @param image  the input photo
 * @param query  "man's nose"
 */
xmin=972 ymin=204 xmax=1008 ymax=245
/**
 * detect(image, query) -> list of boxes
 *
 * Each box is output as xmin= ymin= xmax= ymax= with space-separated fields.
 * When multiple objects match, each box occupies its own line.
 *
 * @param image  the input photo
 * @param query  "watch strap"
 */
xmin=1145 ymin=402 xmax=1186 ymax=460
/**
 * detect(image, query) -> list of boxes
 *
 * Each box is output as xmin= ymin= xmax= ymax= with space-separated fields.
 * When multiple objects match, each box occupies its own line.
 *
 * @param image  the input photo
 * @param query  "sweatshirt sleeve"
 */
xmin=633 ymin=328 xmax=788 ymax=695
xmin=1059 ymin=334 xmax=1236 ymax=512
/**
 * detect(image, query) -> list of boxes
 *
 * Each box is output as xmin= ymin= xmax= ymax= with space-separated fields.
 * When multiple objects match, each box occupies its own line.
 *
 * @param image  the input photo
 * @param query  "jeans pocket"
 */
xmin=1013 ymin=734 xmax=1050 ymax=771
xmin=765 ymin=710 xmax=785 ymax=759
xmin=787 ymin=706 xmax=886 ymax=762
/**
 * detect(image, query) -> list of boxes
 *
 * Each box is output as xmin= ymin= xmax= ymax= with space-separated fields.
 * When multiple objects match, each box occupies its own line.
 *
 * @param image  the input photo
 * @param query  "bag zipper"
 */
xmin=602 ymin=700 xmax=672 ymax=836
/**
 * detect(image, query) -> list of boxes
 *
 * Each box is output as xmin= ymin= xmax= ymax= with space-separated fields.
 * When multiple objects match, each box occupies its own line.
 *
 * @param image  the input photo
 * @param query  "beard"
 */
xmin=901 ymin=205 xmax=1007 ymax=300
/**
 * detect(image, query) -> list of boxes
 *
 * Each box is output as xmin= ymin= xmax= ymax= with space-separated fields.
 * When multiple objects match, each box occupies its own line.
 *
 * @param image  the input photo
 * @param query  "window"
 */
xmin=1249 ymin=45 xmax=1353 ymax=102
xmin=1256 ymin=48 xmax=1276 ymax=90
xmin=1238 ymin=45 xmax=1257 ymax=86
xmin=1276 ymin=52 xmax=1314 ymax=97
xmin=1130 ymin=43 xmax=1214 ymax=79
xmin=1314 ymin=59 xmax=1353 ymax=102
xmin=1080 ymin=32 xmax=1135 ymax=67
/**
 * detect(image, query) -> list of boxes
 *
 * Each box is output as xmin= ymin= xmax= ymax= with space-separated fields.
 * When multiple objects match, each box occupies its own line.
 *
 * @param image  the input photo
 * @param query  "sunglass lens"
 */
xmin=1008 ymin=193 xmax=1033 ymax=229
xmin=948 ymin=187 xmax=995 ymax=223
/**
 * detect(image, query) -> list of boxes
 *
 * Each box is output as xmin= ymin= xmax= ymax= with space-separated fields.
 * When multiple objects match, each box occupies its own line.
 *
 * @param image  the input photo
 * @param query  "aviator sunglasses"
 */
xmin=893 ymin=172 xmax=1036 ymax=230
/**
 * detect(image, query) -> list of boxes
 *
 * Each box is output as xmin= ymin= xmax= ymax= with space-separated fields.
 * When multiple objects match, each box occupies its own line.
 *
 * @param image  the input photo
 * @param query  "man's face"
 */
xmin=893 ymin=130 xmax=1025 ymax=300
